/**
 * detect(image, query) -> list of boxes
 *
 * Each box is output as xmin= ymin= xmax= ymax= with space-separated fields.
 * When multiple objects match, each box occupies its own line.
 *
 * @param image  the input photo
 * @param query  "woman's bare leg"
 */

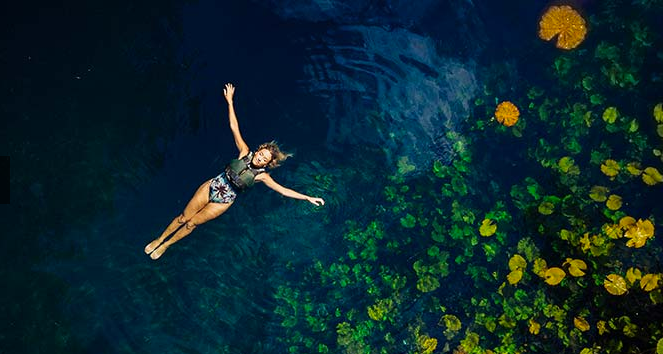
xmin=144 ymin=179 xmax=213 ymax=254
xmin=150 ymin=202 xmax=232 ymax=260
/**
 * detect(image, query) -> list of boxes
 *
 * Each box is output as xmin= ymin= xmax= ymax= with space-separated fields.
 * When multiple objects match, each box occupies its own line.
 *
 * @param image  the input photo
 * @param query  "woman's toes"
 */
xmin=144 ymin=239 xmax=161 ymax=254
xmin=150 ymin=245 xmax=167 ymax=260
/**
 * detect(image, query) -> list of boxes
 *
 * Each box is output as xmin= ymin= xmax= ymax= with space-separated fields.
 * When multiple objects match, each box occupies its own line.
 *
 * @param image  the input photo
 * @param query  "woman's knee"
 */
xmin=184 ymin=221 xmax=197 ymax=230
xmin=177 ymin=214 xmax=188 ymax=224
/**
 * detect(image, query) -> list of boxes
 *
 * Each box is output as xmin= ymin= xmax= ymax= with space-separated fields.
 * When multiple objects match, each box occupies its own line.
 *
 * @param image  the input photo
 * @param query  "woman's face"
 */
xmin=252 ymin=148 xmax=273 ymax=167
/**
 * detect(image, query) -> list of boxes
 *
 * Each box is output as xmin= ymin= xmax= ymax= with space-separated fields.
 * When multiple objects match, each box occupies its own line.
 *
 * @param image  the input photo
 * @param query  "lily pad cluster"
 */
xmin=270 ymin=1 xmax=663 ymax=353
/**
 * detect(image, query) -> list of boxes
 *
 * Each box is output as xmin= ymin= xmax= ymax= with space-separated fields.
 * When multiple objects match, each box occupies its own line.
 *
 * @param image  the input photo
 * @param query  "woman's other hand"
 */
xmin=223 ymin=83 xmax=235 ymax=104
xmin=307 ymin=196 xmax=325 ymax=206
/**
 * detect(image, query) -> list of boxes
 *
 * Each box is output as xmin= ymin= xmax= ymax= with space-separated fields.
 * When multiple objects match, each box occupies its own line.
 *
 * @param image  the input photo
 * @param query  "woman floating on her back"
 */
xmin=145 ymin=83 xmax=325 ymax=260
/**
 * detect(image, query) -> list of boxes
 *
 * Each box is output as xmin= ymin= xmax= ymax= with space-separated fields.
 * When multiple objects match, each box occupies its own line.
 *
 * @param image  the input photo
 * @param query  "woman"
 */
xmin=144 ymin=83 xmax=325 ymax=260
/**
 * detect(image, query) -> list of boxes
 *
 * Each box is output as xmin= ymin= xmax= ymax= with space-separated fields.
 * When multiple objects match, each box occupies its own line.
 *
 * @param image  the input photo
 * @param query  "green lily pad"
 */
xmin=603 ymin=107 xmax=619 ymax=124
xmin=589 ymin=185 xmax=609 ymax=202
xmin=538 ymin=201 xmax=555 ymax=215
xmin=654 ymin=103 xmax=663 ymax=123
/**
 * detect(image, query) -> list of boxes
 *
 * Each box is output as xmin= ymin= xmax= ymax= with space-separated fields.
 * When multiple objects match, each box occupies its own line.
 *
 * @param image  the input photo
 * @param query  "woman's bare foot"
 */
xmin=150 ymin=244 xmax=168 ymax=260
xmin=144 ymin=238 xmax=164 ymax=254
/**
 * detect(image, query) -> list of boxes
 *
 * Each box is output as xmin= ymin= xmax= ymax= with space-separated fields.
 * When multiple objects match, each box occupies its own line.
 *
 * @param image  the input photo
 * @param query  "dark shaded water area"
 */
xmin=3 ymin=1 xmax=663 ymax=354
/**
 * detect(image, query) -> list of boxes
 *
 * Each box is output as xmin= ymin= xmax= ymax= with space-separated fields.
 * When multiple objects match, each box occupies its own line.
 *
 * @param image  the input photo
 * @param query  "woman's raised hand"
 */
xmin=223 ymin=83 xmax=235 ymax=103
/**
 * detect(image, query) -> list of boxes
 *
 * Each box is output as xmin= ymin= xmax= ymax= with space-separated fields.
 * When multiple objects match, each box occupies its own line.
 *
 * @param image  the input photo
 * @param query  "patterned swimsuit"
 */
xmin=208 ymin=152 xmax=264 ymax=204
xmin=209 ymin=172 xmax=237 ymax=204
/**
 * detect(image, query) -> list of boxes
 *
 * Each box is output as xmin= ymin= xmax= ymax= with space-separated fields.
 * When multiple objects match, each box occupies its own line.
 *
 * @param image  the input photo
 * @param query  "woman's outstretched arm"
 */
xmin=223 ymin=83 xmax=250 ymax=157
xmin=256 ymin=173 xmax=325 ymax=206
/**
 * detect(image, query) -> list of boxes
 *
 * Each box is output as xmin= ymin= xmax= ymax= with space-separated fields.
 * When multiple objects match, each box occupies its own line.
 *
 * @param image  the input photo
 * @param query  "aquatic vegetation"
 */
xmin=640 ymin=273 xmax=660 ymax=291
xmin=604 ymin=274 xmax=628 ymax=295
xmin=655 ymin=103 xmax=663 ymax=122
xmin=494 ymin=101 xmax=520 ymax=127
xmin=367 ymin=298 xmax=395 ymax=322
xmin=415 ymin=333 xmax=437 ymax=354
xmin=538 ymin=5 xmax=588 ymax=50
xmin=563 ymin=258 xmax=588 ymax=277
xmin=589 ymin=185 xmax=610 ymax=202
xmin=505 ymin=254 xmax=527 ymax=285
xmin=558 ymin=156 xmax=580 ymax=175
xmin=622 ymin=218 xmax=655 ymax=248
xmin=642 ymin=167 xmax=663 ymax=185
xmin=626 ymin=162 xmax=643 ymax=176
xmin=538 ymin=200 xmax=556 ymax=215
xmin=626 ymin=267 xmax=643 ymax=285
xmin=606 ymin=194 xmax=622 ymax=210
xmin=602 ymin=106 xmax=619 ymax=124
xmin=440 ymin=314 xmax=462 ymax=339
xmin=544 ymin=267 xmax=566 ymax=285
xmin=574 ymin=316 xmax=590 ymax=331
xmin=479 ymin=218 xmax=497 ymax=237
xmin=270 ymin=2 xmax=663 ymax=353
xmin=600 ymin=159 xmax=620 ymax=177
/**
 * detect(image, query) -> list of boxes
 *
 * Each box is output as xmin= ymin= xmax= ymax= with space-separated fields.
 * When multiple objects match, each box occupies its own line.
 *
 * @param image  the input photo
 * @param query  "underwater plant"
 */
xmin=538 ymin=5 xmax=588 ymax=50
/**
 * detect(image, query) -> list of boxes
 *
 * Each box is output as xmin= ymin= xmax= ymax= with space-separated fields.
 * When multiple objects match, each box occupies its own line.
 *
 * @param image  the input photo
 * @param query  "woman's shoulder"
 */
xmin=238 ymin=150 xmax=252 ymax=160
xmin=254 ymin=171 xmax=270 ymax=181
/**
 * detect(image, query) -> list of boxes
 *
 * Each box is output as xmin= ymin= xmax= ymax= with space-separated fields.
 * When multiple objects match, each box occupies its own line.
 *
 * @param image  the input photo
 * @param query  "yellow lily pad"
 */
xmin=601 ymin=159 xmax=620 ymax=177
xmin=640 ymin=274 xmax=660 ymax=292
xmin=597 ymin=320 xmax=608 ymax=335
xmin=643 ymin=167 xmax=663 ymax=186
xmin=479 ymin=218 xmax=497 ymax=237
xmin=529 ymin=319 xmax=541 ymax=335
xmin=606 ymin=194 xmax=622 ymax=211
xmin=564 ymin=258 xmax=588 ymax=277
xmin=544 ymin=267 xmax=566 ymax=285
xmin=657 ymin=337 xmax=663 ymax=354
xmin=507 ymin=270 xmax=523 ymax=285
xmin=589 ymin=185 xmax=609 ymax=202
xmin=626 ymin=267 xmax=642 ymax=285
xmin=574 ymin=317 xmax=590 ymax=332
xmin=508 ymin=254 xmax=527 ymax=271
xmin=625 ymin=219 xmax=655 ymax=248
xmin=602 ymin=223 xmax=622 ymax=239
xmin=654 ymin=103 xmax=663 ymax=123
xmin=538 ymin=201 xmax=555 ymax=215
xmin=619 ymin=216 xmax=636 ymax=229
xmin=442 ymin=314 xmax=462 ymax=331
xmin=626 ymin=162 xmax=643 ymax=176
xmin=418 ymin=336 xmax=437 ymax=354
xmin=657 ymin=124 xmax=663 ymax=138
xmin=602 ymin=106 xmax=618 ymax=124
xmin=604 ymin=274 xmax=628 ymax=295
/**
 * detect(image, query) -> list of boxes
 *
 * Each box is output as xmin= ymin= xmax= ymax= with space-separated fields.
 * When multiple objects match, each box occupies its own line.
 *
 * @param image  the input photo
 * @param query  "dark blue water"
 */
xmin=3 ymin=1 xmax=663 ymax=353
